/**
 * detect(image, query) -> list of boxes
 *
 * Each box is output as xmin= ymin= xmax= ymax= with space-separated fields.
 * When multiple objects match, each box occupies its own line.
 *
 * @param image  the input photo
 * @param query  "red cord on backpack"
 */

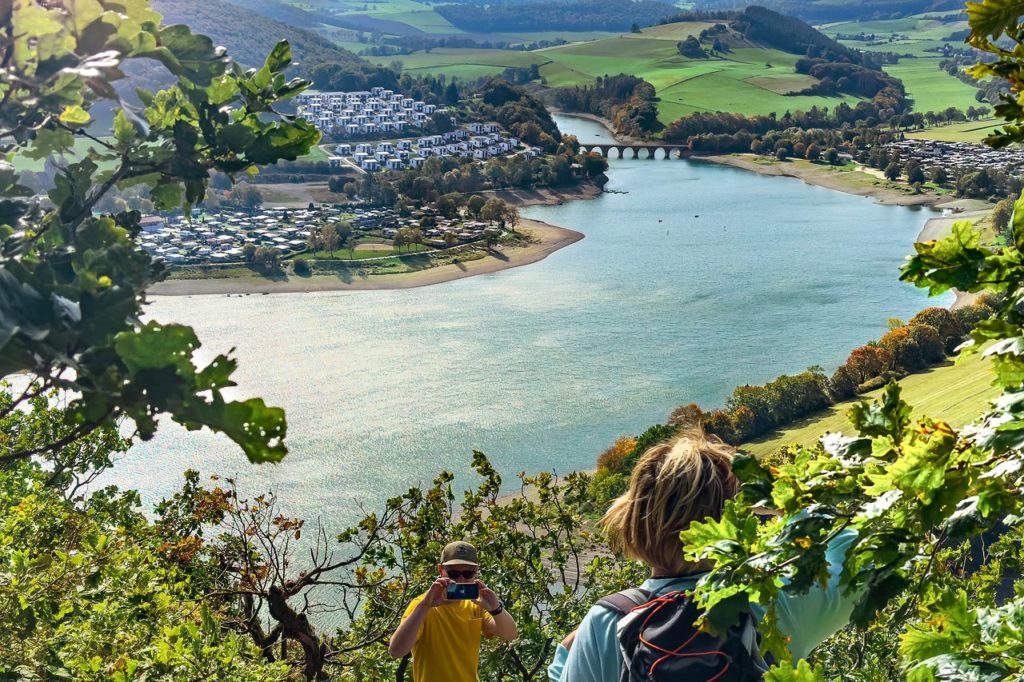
xmin=630 ymin=591 xmax=733 ymax=682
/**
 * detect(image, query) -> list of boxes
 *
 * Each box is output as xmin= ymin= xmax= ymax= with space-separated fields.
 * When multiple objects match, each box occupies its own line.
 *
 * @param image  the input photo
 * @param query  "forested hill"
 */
xmin=732 ymin=6 xmax=872 ymax=66
xmin=435 ymin=0 xmax=679 ymax=32
xmin=150 ymin=0 xmax=367 ymax=74
xmin=693 ymin=0 xmax=962 ymax=22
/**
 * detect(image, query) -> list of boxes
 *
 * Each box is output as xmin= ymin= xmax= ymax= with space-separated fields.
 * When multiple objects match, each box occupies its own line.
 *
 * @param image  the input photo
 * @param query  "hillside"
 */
xmin=819 ymin=14 xmax=990 ymax=135
xmin=150 ymin=0 xmax=368 ymax=74
xmin=693 ymin=0 xmax=964 ymax=23
xmin=741 ymin=350 xmax=998 ymax=459
xmin=372 ymin=19 xmax=866 ymax=122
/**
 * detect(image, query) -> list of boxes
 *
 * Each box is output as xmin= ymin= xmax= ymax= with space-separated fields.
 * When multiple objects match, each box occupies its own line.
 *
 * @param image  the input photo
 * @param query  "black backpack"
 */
xmin=597 ymin=586 xmax=771 ymax=682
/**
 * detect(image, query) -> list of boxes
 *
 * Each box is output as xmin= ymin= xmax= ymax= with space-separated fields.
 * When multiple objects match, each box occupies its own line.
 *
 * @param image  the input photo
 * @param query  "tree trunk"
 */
xmin=268 ymin=585 xmax=327 ymax=680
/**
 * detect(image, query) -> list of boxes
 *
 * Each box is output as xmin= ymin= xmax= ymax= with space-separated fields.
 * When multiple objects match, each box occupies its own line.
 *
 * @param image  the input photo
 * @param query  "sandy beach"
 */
xmin=149 ymin=218 xmax=583 ymax=296
xmin=695 ymin=153 xmax=960 ymax=207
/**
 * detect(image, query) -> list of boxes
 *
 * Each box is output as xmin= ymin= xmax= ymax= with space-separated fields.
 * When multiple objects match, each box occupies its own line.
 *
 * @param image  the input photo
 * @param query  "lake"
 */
xmin=107 ymin=114 xmax=949 ymax=528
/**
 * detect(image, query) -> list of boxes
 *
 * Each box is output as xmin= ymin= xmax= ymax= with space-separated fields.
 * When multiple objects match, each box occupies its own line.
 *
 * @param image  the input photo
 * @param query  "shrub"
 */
xmin=879 ymin=326 xmax=927 ymax=372
xmin=702 ymin=409 xmax=739 ymax=444
xmin=596 ymin=435 xmax=638 ymax=474
xmin=668 ymin=403 xmax=704 ymax=428
xmin=830 ymin=363 xmax=859 ymax=401
xmin=731 ymin=405 xmax=757 ymax=442
xmin=909 ymin=307 xmax=963 ymax=346
xmin=908 ymin=324 xmax=945 ymax=364
xmin=589 ymin=469 xmax=630 ymax=505
xmin=845 ymin=345 xmax=894 ymax=383
xmin=293 ymin=257 xmax=310 ymax=275
xmin=857 ymin=375 xmax=888 ymax=393
xmin=954 ymin=302 xmax=995 ymax=331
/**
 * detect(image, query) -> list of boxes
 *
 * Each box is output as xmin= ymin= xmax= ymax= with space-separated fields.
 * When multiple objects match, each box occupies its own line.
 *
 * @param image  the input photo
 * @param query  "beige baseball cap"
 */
xmin=440 ymin=541 xmax=479 ymax=567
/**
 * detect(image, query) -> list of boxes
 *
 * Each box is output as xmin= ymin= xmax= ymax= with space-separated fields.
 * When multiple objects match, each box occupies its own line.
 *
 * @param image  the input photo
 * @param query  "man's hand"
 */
xmin=426 ymin=577 xmax=453 ymax=607
xmin=475 ymin=580 xmax=500 ymax=612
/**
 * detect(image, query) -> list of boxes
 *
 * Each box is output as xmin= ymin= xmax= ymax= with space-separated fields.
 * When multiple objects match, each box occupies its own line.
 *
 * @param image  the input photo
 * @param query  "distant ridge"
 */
xmin=150 ymin=0 xmax=368 ymax=75
xmin=693 ymin=0 xmax=963 ymax=22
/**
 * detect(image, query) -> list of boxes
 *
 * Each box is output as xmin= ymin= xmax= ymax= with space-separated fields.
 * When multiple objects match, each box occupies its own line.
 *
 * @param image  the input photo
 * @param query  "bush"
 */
xmin=908 ymin=324 xmax=945 ymax=364
xmin=731 ymin=405 xmax=757 ymax=442
xmin=954 ymin=302 xmax=995 ymax=331
xmin=293 ymin=257 xmax=310 ymax=275
xmin=845 ymin=345 xmax=895 ymax=384
xmin=596 ymin=435 xmax=638 ymax=474
xmin=830 ymin=364 xmax=859 ymax=401
xmin=857 ymin=375 xmax=888 ymax=393
xmin=668 ymin=403 xmax=704 ymax=428
xmin=702 ymin=409 xmax=739 ymax=444
xmin=589 ymin=469 xmax=629 ymax=505
xmin=879 ymin=326 xmax=927 ymax=372
xmin=909 ymin=307 xmax=963 ymax=346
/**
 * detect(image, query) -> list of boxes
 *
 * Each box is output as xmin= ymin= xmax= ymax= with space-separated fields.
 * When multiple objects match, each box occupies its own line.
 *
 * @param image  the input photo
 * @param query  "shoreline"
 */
xmin=149 ymin=218 xmax=583 ymax=296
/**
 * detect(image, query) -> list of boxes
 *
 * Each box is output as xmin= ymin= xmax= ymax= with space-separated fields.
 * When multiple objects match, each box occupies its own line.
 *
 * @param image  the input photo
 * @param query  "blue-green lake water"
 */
xmin=112 ymin=115 xmax=949 ymax=526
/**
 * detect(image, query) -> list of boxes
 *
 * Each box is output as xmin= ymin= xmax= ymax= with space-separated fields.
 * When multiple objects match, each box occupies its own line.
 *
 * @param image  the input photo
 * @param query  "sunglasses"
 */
xmin=445 ymin=569 xmax=477 ymax=580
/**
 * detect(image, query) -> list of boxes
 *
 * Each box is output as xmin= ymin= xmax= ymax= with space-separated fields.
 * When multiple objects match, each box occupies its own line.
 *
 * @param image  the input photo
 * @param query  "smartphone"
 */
xmin=446 ymin=583 xmax=479 ymax=600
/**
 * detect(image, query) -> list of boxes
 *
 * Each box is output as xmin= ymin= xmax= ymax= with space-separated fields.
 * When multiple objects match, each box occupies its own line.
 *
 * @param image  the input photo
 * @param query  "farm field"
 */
xmin=884 ymin=60 xmax=982 ymax=113
xmin=741 ymin=350 xmax=998 ymax=460
xmin=375 ymin=22 xmax=862 ymax=123
xmin=906 ymin=118 xmax=1003 ymax=143
xmin=819 ymin=13 xmax=970 ymax=58
xmin=378 ymin=48 xmax=547 ymax=80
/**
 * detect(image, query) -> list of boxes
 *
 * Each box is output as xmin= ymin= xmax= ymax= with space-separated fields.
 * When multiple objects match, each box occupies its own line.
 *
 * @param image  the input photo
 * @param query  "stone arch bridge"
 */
xmin=580 ymin=143 xmax=691 ymax=159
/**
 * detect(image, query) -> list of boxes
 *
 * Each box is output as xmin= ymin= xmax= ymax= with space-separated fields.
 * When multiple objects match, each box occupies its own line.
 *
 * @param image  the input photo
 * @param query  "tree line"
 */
xmin=548 ymin=74 xmax=661 ymax=136
xmin=434 ymin=0 xmax=679 ymax=32
xmin=589 ymin=303 xmax=994 ymax=505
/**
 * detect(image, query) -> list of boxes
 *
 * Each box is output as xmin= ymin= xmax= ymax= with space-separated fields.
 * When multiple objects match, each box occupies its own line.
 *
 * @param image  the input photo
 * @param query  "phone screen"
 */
xmin=446 ymin=583 xmax=479 ymax=600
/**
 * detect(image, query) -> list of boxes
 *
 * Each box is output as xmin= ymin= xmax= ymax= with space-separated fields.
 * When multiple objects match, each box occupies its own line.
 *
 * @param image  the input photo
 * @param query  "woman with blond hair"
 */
xmin=547 ymin=430 xmax=856 ymax=682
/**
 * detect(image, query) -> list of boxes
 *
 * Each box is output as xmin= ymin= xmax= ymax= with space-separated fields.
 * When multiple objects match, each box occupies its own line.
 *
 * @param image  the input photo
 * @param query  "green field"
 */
xmin=741 ymin=350 xmax=998 ymax=459
xmin=376 ymin=22 xmax=862 ymax=123
xmin=820 ymin=14 xmax=969 ymax=58
xmin=906 ymin=118 xmax=1003 ymax=143
xmin=883 ymin=60 xmax=982 ymax=113
xmin=818 ymin=15 xmax=985 ymax=116
xmin=13 ymin=135 xmax=114 ymax=173
xmin=380 ymin=48 xmax=545 ymax=80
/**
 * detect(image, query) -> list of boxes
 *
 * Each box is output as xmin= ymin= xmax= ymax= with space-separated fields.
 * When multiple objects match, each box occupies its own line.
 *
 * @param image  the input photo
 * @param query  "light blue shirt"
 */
xmin=547 ymin=529 xmax=858 ymax=682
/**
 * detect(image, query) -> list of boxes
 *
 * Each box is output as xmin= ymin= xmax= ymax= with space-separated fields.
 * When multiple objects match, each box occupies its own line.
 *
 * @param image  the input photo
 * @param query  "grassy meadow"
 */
xmin=884 ymin=60 xmax=982 ymax=113
xmin=819 ymin=13 xmax=969 ymax=58
xmin=741 ymin=350 xmax=998 ymax=459
xmin=906 ymin=118 xmax=1003 ymax=143
xmin=373 ymin=22 xmax=862 ymax=123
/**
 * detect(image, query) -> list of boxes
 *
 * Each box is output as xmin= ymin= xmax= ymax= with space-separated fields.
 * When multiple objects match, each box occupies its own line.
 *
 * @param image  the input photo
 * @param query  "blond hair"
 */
xmin=601 ymin=429 xmax=739 ymax=574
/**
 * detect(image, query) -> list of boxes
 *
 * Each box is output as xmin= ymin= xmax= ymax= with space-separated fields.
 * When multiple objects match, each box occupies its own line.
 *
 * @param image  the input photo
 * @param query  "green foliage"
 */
xmin=678 ymin=164 xmax=1024 ymax=682
xmin=1 ymin=0 xmax=320 ymax=465
xmin=0 ymin=393 xmax=287 ymax=680
xmin=674 ymin=21 xmax=1024 ymax=660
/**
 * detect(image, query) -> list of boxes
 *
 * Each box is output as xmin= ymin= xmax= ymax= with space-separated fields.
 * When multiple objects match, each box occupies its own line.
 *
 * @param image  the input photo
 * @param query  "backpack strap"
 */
xmin=597 ymin=588 xmax=651 ymax=616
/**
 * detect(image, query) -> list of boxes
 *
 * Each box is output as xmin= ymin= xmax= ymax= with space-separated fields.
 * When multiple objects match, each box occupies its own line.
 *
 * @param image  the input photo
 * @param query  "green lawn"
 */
xmin=906 ymin=118 xmax=1003 ymax=143
xmin=884 ymin=60 xmax=982 ymax=114
xmin=299 ymin=243 xmax=431 ymax=259
xmin=301 ymin=145 xmax=330 ymax=161
xmin=741 ymin=350 xmax=998 ymax=460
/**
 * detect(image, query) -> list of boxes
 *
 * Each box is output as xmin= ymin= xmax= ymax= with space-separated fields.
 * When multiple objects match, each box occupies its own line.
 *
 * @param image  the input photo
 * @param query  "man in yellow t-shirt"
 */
xmin=388 ymin=541 xmax=519 ymax=681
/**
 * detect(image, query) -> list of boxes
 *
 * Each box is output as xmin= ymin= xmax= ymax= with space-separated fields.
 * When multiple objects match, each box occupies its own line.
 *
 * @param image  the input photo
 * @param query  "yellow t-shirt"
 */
xmin=401 ymin=593 xmax=494 ymax=682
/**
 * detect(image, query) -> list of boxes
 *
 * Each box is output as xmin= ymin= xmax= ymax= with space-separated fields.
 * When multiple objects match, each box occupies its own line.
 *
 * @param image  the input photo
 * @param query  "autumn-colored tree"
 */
xmin=844 ymin=345 xmax=895 ymax=383
xmin=596 ymin=436 xmax=640 ymax=473
xmin=908 ymin=307 xmax=964 ymax=349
